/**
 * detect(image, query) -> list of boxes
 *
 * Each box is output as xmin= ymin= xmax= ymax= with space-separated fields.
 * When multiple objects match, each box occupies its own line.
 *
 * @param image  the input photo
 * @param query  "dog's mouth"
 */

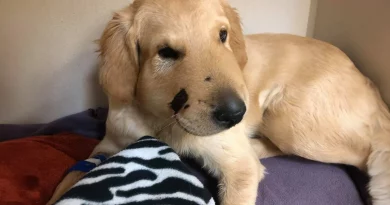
xmin=174 ymin=115 xmax=223 ymax=137
xmin=174 ymin=116 xmax=201 ymax=136
xmin=168 ymin=89 xmax=225 ymax=136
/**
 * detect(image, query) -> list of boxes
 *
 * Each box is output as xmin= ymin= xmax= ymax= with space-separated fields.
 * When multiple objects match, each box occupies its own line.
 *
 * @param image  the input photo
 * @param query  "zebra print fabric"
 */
xmin=55 ymin=136 xmax=215 ymax=205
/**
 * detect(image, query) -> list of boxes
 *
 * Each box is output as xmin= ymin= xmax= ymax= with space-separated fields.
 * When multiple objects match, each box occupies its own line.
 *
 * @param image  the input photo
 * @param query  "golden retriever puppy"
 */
xmin=48 ymin=0 xmax=390 ymax=204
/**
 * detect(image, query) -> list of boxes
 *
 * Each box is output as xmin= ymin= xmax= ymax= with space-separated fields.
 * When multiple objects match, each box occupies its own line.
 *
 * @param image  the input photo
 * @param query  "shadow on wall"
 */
xmin=0 ymin=0 xmax=130 ymax=124
xmin=0 ymin=25 xmax=108 ymax=124
xmin=85 ymin=62 xmax=109 ymax=111
xmin=313 ymin=0 xmax=390 ymax=106
xmin=28 ymin=33 xmax=108 ymax=124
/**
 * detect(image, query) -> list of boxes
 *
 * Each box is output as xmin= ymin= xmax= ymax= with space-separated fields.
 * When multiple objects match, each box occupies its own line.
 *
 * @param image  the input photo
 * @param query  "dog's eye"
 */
xmin=219 ymin=29 xmax=228 ymax=43
xmin=158 ymin=47 xmax=179 ymax=60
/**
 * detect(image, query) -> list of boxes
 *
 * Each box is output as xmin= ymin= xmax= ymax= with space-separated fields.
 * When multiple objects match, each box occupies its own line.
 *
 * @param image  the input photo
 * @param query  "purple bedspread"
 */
xmin=0 ymin=108 xmax=370 ymax=205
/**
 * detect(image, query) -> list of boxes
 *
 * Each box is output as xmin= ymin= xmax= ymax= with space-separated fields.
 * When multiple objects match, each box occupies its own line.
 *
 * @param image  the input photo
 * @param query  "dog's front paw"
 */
xmin=46 ymin=171 xmax=86 ymax=205
xmin=219 ymin=159 xmax=264 ymax=205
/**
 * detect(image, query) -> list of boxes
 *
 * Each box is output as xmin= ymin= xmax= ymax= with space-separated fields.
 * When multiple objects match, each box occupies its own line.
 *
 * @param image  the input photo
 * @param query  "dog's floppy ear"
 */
xmin=221 ymin=1 xmax=248 ymax=69
xmin=98 ymin=5 xmax=139 ymax=103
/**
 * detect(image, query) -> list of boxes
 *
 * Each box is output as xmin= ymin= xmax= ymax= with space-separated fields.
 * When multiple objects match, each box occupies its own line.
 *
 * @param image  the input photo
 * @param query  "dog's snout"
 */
xmin=213 ymin=91 xmax=246 ymax=129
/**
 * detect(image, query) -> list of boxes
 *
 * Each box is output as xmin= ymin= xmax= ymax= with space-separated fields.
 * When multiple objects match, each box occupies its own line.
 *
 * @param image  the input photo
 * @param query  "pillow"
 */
xmin=0 ymin=133 xmax=98 ymax=205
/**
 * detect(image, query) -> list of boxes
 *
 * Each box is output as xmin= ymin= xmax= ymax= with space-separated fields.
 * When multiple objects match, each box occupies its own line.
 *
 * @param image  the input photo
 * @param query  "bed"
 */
xmin=0 ymin=108 xmax=370 ymax=205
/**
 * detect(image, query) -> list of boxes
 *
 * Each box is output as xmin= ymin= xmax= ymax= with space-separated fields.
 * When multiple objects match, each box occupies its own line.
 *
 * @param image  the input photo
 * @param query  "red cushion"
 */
xmin=0 ymin=133 xmax=98 ymax=205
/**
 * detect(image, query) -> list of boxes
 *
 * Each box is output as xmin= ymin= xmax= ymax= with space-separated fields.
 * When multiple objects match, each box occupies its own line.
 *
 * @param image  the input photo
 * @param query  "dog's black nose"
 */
xmin=213 ymin=91 xmax=246 ymax=129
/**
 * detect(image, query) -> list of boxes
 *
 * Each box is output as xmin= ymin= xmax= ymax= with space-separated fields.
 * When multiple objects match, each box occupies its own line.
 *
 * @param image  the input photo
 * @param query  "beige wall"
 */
xmin=313 ymin=0 xmax=390 ymax=105
xmin=0 ymin=0 xmax=313 ymax=123
xmin=231 ymin=0 xmax=312 ymax=36
xmin=0 ymin=0 xmax=129 ymax=123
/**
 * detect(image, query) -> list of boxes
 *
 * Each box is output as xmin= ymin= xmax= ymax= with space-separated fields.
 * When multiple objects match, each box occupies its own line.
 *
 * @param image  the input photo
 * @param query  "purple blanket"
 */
xmin=0 ymin=108 xmax=370 ymax=205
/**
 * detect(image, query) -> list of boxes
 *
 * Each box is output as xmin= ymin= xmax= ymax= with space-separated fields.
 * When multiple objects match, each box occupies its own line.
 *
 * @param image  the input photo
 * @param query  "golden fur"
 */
xmin=48 ymin=0 xmax=390 ymax=204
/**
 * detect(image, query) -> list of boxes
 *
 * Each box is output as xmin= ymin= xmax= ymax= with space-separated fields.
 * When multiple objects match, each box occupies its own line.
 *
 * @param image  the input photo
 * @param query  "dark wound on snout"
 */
xmin=170 ymin=89 xmax=189 ymax=114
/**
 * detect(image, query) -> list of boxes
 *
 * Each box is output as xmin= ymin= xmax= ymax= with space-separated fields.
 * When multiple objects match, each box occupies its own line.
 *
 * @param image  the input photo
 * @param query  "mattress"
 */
xmin=0 ymin=108 xmax=370 ymax=205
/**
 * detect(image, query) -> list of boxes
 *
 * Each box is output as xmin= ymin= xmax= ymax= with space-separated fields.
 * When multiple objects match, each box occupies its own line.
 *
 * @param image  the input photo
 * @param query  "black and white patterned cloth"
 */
xmin=55 ymin=136 xmax=215 ymax=205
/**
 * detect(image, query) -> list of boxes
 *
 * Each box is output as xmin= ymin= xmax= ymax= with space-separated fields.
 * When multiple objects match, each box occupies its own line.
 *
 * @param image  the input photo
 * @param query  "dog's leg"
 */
xmin=47 ymin=103 xmax=154 ymax=204
xmin=181 ymin=125 xmax=264 ymax=205
xmin=249 ymin=137 xmax=283 ymax=159
xmin=46 ymin=136 xmax=123 ymax=205
xmin=216 ymin=152 xmax=264 ymax=205
xmin=46 ymin=171 xmax=86 ymax=205
xmin=366 ymin=105 xmax=390 ymax=205
xmin=368 ymin=134 xmax=390 ymax=205
xmin=255 ymin=83 xmax=390 ymax=205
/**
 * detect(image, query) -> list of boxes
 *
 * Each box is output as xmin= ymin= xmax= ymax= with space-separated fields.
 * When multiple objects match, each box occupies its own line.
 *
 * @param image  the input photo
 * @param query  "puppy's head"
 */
xmin=99 ymin=0 xmax=248 ymax=136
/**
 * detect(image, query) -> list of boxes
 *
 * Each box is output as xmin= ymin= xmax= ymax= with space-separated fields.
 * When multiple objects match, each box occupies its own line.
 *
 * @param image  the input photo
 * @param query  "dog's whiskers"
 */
xmin=156 ymin=115 xmax=177 ymax=136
